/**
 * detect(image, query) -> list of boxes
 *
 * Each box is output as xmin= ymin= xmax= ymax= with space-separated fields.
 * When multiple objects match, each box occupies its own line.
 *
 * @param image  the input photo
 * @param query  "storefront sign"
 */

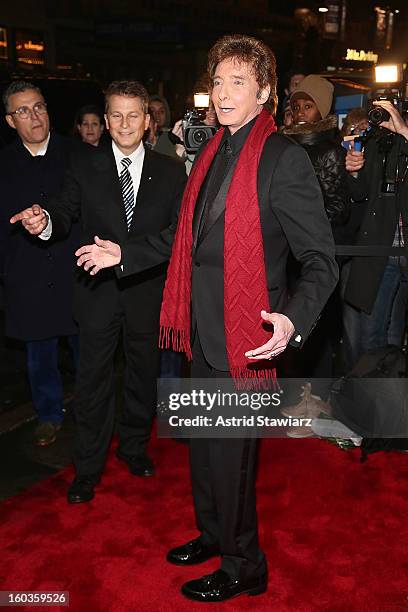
xmin=345 ymin=49 xmax=379 ymax=63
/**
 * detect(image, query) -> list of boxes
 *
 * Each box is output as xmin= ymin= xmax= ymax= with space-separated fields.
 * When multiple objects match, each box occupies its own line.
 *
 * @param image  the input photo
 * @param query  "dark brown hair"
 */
xmin=104 ymin=80 xmax=149 ymax=113
xmin=207 ymin=35 xmax=278 ymax=115
xmin=3 ymin=81 xmax=42 ymax=113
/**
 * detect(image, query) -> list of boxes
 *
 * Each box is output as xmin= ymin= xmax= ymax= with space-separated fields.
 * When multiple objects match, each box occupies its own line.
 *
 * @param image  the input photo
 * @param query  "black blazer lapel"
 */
xmin=93 ymin=143 xmax=128 ymax=234
xmin=128 ymin=147 xmax=155 ymax=233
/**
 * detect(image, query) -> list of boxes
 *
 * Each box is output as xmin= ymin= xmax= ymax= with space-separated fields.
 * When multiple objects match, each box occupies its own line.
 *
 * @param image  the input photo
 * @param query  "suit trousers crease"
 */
xmin=73 ymin=299 xmax=160 ymax=477
xmin=190 ymin=336 xmax=266 ymax=581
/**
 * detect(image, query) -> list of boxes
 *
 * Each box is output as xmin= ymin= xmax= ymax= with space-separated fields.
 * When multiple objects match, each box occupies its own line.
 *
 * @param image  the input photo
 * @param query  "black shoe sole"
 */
xmin=181 ymin=582 xmax=267 ymax=602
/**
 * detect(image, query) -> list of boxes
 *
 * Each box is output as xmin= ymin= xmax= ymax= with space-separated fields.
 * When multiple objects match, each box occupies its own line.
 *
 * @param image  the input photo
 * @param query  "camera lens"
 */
xmin=368 ymin=106 xmax=390 ymax=126
xmin=192 ymin=129 xmax=208 ymax=145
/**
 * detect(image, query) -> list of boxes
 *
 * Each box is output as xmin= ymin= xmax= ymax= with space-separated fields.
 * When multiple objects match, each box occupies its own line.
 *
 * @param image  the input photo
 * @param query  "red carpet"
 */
xmin=0 ymin=436 xmax=407 ymax=611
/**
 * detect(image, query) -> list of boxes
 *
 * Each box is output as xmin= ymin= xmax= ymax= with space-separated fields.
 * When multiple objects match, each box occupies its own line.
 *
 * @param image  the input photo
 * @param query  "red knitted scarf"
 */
xmin=159 ymin=108 xmax=277 ymax=381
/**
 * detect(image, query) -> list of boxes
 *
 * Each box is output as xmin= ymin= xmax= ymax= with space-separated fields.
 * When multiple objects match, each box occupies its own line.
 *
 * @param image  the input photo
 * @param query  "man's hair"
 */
xmin=207 ymin=35 xmax=278 ymax=115
xmin=3 ymin=80 xmax=42 ymax=113
xmin=104 ymin=80 xmax=149 ymax=113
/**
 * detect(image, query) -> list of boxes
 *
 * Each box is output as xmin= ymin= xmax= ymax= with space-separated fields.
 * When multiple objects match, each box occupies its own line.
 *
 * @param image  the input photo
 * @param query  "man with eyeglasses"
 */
xmin=0 ymin=80 xmax=80 ymax=447
xmin=11 ymin=80 xmax=187 ymax=503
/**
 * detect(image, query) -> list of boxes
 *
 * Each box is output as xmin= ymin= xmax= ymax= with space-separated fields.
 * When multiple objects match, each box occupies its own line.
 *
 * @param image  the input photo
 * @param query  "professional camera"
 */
xmin=182 ymin=109 xmax=217 ymax=154
xmin=368 ymin=64 xmax=408 ymax=127
xmin=367 ymin=92 xmax=407 ymax=127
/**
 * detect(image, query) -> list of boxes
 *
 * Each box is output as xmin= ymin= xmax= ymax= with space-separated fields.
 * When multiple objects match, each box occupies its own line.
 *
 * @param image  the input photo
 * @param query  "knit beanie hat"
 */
xmin=290 ymin=75 xmax=334 ymax=119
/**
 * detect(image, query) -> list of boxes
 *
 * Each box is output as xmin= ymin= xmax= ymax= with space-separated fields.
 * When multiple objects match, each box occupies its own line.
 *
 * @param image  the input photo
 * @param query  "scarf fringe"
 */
xmin=230 ymin=365 xmax=278 ymax=391
xmin=159 ymin=326 xmax=192 ymax=361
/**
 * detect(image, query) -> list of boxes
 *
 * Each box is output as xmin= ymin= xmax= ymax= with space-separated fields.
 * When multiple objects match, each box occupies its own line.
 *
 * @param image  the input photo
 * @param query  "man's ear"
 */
xmin=145 ymin=113 xmax=150 ymax=131
xmin=104 ymin=113 xmax=109 ymax=130
xmin=5 ymin=115 xmax=16 ymax=130
xmin=257 ymin=86 xmax=271 ymax=105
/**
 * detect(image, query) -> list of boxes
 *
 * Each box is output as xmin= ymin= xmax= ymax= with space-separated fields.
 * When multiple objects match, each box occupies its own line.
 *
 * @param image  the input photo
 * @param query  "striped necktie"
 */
xmin=120 ymin=157 xmax=134 ymax=229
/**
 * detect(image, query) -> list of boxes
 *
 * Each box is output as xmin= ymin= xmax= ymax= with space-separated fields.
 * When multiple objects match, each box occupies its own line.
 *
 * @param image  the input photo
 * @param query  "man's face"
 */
xmin=211 ymin=57 xmax=269 ymax=134
xmin=105 ymin=95 xmax=150 ymax=155
xmin=78 ymin=113 xmax=104 ymax=146
xmin=5 ymin=89 xmax=50 ymax=147
xmin=291 ymin=95 xmax=322 ymax=124
xmin=150 ymin=100 xmax=167 ymax=128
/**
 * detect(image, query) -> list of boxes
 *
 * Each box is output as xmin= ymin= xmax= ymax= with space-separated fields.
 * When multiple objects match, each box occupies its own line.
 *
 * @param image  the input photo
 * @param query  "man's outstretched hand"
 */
xmin=75 ymin=236 xmax=121 ymax=276
xmin=244 ymin=310 xmax=295 ymax=361
xmin=10 ymin=204 xmax=48 ymax=235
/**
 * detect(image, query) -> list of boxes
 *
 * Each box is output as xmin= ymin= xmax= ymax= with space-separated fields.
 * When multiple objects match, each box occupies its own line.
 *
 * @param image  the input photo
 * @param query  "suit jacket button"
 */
xmin=48 ymin=281 xmax=54 ymax=288
xmin=195 ymin=261 xmax=200 ymax=267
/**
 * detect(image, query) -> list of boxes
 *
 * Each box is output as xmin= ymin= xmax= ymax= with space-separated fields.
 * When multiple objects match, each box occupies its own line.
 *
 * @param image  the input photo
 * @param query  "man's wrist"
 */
xmin=38 ymin=210 xmax=52 ymax=240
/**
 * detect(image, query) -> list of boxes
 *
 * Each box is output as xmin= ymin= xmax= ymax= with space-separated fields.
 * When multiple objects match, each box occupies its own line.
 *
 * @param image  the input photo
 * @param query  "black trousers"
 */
xmin=190 ymin=337 xmax=266 ymax=581
xmin=73 ymin=300 xmax=160 ymax=478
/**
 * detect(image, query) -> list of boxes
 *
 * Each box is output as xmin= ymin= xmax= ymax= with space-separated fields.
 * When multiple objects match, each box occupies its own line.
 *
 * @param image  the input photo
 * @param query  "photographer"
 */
xmin=344 ymin=100 xmax=408 ymax=360
xmin=170 ymin=105 xmax=218 ymax=174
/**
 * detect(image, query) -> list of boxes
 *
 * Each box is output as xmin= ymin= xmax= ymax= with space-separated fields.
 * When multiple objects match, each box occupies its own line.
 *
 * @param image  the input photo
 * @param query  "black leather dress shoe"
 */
xmin=167 ymin=537 xmax=219 ymax=565
xmin=67 ymin=477 xmax=99 ymax=504
xmin=116 ymin=451 xmax=155 ymax=477
xmin=181 ymin=569 xmax=267 ymax=602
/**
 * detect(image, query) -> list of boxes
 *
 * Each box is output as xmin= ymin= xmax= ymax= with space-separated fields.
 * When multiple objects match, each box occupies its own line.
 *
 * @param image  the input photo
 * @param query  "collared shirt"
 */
xmin=23 ymin=132 xmax=50 ymax=157
xmin=112 ymin=139 xmax=145 ymax=202
xmin=40 ymin=138 xmax=146 ymax=241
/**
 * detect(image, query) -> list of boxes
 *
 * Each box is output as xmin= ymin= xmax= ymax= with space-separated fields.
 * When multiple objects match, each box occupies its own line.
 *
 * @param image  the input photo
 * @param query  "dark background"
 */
xmin=0 ymin=0 xmax=407 ymax=143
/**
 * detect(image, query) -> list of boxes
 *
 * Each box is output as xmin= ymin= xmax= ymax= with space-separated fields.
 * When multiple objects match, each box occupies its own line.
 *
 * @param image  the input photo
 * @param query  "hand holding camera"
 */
xmin=371 ymin=100 xmax=408 ymax=139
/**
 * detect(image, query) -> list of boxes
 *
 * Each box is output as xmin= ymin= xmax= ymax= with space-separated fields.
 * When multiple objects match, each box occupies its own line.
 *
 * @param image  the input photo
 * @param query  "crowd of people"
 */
xmin=0 ymin=33 xmax=407 ymax=603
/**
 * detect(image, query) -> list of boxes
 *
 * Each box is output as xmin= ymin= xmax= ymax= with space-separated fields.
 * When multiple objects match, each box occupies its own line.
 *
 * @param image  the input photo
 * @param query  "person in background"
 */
xmin=338 ymin=107 xmax=370 ymax=370
xmin=0 ymin=80 xmax=79 ymax=447
xmin=340 ymin=107 xmax=369 ymax=140
xmin=144 ymin=108 xmax=159 ymax=149
xmin=344 ymin=100 xmax=408 ymax=361
xmin=149 ymin=95 xmax=179 ymax=158
xmin=279 ymin=95 xmax=293 ymax=129
xmin=284 ymin=71 xmax=305 ymax=97
xmin=281 ymin=74 xmax=349 ymax=436
xmin=74 ymin=105 xmax=105 ymax=147
xmin=171 ymin=104 xmax=219 ymax=175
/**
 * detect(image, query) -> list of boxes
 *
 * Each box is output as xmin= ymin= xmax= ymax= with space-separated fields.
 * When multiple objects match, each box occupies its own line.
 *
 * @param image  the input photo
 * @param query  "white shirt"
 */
xmin=112 ymin=139 xmax=145 ymax=201
xmin=24 ymin=132 xmax=50 ymax=157
xmin=40 ymin=139 xmax=146 ymax=240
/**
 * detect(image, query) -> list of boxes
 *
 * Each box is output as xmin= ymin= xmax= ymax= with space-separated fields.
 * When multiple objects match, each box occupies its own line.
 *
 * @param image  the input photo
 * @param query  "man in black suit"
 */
xmin=10 ymin=80 xmax=186 ymax=503
xmin=0 ymin=80 xmax=79 ymax=447
xmin=71 ymin=37 xmax=338 ymax=602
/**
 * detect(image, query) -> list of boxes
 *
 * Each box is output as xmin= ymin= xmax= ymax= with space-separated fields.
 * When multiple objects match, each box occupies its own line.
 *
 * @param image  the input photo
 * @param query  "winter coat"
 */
xmin=283 ymin=115 xmax=350 ymax=231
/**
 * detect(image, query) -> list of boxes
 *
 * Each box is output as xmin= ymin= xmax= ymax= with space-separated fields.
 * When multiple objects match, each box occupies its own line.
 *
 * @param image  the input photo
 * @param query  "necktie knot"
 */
xmin=121 ymin=157 xmax=132 ymax=170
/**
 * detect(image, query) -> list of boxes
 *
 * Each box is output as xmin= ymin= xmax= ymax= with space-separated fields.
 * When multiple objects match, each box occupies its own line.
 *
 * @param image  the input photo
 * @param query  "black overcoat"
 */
xmin=0 ymin=133 xmax=80 ymax=340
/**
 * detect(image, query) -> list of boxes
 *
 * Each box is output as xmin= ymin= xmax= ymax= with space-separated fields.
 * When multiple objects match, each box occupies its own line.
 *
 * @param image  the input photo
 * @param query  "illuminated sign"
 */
xmin=345 ymin=49 xmax=379 ymax=63
xmin=0 ymin=27 xmax=7 ymax=60
xmin=15 ymin=30 xmax=45 ymax=66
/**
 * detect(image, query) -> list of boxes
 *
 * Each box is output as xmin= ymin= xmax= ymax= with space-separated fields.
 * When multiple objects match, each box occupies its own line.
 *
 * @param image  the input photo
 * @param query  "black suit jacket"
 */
xmin=191 ymin=133 xmax=339 ymax=369
xmin=118 ymin=132 xmax=338 ymax=367
xmin=48 ymin=142 xmax=187 ymax=332
xmin=0 ymin=132 xmax=80 ymax=341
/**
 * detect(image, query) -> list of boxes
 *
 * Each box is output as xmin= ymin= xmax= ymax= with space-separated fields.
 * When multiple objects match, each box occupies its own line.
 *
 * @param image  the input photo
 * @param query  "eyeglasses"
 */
xmin=8 ymin=102 xmax=48 ymax=120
